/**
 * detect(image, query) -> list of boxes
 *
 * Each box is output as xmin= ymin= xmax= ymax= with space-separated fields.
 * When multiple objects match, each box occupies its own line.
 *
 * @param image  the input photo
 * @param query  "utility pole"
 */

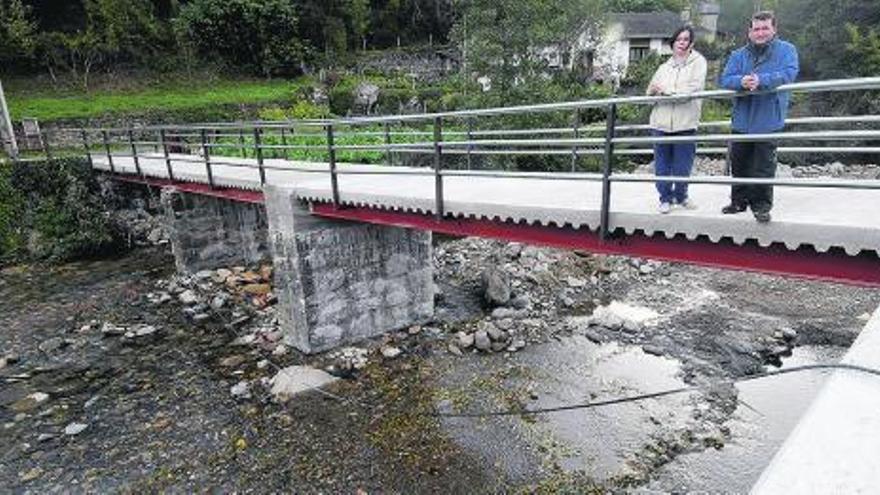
xmin=0 ymin=80 xmax=18 ymax=159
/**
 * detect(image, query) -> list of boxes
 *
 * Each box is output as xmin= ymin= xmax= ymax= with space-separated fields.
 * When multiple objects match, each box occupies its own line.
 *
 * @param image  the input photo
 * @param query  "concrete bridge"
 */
xmin=74 ymin=76 xmax=880 ymax=354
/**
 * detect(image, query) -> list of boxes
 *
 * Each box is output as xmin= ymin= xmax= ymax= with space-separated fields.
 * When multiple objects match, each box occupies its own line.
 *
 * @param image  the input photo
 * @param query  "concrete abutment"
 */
xmin=161 ymin=185 xmax=434 ymax=354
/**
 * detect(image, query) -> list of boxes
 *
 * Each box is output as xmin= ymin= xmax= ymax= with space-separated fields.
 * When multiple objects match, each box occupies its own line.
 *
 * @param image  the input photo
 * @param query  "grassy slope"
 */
xmin=6 ymin=77 xmax=307 ymax=122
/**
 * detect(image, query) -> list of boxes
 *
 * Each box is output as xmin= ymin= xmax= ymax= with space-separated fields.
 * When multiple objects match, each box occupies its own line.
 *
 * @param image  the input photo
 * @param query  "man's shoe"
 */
xmin=678 ymin=198 xmax=698 ymax=210
xmin=721 ymin=203 xmax=747 ymax=214
xmin=659 ymin=202 xmax=672 ymax=214
xmin=754 ymin=211 xmax=771 ymax=223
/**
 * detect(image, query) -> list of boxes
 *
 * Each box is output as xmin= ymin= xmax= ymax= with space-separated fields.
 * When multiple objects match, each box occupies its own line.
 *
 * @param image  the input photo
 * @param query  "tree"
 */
xmin=450 ymin=0 xmax=605 ymax=92
xmin=348 ymin=0 xmax=370 ymax=50
xmin=33 ymin=0 xmax=164 ymax=89
xmin=845 ymin=24 xmax=880 ymax=77
xmin=175 ymin=0 xmax=307 ymax=77
xmin=0 ymin=0 xmax=36 ymax=65
xmin=604 ymin=0 xmax=686 ymax=12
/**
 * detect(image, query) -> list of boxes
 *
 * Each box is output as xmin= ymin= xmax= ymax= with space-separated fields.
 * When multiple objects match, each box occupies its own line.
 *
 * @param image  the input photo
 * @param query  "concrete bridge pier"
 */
xmin=160 ymin=185 xmax=435 ymax=353
xmin=160 ymin=188 xmax=270 ymax=273
xmin=264 ymin=186 xmax=434 ymax=353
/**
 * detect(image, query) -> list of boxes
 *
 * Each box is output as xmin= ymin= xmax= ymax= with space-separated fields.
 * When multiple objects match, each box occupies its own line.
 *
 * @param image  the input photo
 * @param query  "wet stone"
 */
xmin=63 ymin=423 xmax=88 ymax=436
xmin=456 ymin=332 xmax=475 ymax=349
xmin=474 ymin=330 xmax=492 ymax=351
xmin=38 ymin=338 xmax=66 ymax=354
xmin=643 ymin=345 xmax=665 ymax=357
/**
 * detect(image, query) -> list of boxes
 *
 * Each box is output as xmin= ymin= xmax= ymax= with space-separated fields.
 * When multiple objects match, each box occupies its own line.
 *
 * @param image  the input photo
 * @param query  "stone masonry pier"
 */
xmin=160 ymin=185 xmax=434 ymax=354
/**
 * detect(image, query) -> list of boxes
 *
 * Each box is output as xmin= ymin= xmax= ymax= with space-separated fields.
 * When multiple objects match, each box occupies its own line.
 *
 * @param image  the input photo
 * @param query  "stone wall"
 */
xmin=161 ymin=189 xmax=269 ymax=273
xmin=265 ymin=186 xmax=433 ymax=353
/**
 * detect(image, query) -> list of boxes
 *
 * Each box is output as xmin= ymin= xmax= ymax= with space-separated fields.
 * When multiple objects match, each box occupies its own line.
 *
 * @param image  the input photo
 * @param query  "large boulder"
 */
xmin=481 ymin=267 xmax=511 ymax=306
xmin=354 ymin=83 xmax=380 ymax=114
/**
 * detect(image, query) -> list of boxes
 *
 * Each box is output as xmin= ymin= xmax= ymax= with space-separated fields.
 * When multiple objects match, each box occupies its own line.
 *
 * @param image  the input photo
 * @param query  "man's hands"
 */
xmin=648 ymin=82 xmax=664 ymax=95
xmin=741 ymin=73 xmax=760 ymax=91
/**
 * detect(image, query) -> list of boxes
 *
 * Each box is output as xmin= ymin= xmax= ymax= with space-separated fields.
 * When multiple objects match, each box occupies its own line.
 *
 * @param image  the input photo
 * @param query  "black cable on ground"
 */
xmin=429 ymin=363 xmax=880 ymax=418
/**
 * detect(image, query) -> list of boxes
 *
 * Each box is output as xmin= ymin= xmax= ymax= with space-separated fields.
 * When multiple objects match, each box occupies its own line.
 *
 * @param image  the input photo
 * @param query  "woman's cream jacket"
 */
xmin=647 ymin=50 xmax=708 ymax=133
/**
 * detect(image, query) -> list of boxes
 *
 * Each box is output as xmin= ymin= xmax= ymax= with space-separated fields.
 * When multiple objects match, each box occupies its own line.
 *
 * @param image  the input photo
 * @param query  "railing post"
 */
xmin=599 ymin=104 xmax=617 ymax=241
xmin=201 ymin=128 xmax=214 ymax=188
xmin=238 ymin=127 xmax=246 ymax=157
xmin=384 ymin=122 xmax=393 ymax=166
xmin=281 ymin=126 xmax=288 ymax=160
xmin=128 ymin=128 xmax=142 ymax=177
xmin=571 ymin=110 xmax=580 ymax=172
xmin=81 ymin=129 xmax=93 ymax=167
xmin=433 ymin=116 xmax=444 ymax=220
xmin=160 ymin=129 xmax=173 ymax=181
xmin=466 ymin=118 xmax=474 ymax=171
xmin=326 ymin=123 xmax=340 ymax=207
xmin=254 ymin=126 xmax=266 ymax=186
xmin=102 ymin=130 xmax=115 ymax=173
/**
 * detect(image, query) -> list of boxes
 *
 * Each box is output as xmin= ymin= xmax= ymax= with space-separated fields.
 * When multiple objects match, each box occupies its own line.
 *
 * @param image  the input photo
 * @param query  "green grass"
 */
xmin=210 ymin=124 xmax=468 ymax=164
xmin=6 ymin=78 xmax=309 ymax=123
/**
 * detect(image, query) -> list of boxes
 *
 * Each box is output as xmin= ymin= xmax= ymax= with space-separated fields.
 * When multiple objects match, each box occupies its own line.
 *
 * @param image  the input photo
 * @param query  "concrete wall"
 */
xmin=265 ymin=186 xmax=434 ymax=354
xmin=161 ymin=188 xmax=269 ymax=273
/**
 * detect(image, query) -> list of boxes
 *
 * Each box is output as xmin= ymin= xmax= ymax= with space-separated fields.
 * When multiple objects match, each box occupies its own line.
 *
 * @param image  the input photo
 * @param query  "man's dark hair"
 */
xmin=668 ymin=26 xmax=696 ymax=49
xmin=751 ymin=10 xmax=776 ymax=27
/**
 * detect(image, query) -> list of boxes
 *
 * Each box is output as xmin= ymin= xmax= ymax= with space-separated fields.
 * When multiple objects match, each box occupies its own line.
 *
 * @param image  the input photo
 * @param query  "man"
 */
xmin=719 ymin=11 xmax=799 ymax=223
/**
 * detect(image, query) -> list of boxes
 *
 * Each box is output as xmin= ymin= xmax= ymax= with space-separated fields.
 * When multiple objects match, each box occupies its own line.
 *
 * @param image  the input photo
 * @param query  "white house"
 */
xmin=540 ymin=2 xmax=720 ymax=82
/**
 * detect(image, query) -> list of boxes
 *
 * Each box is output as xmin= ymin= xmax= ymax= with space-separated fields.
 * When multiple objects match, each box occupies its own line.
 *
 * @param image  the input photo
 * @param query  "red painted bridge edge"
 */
xmin=110 ymin=173 xmax=880 ymax=287
xmin=311 ymin=203 xmax=880 ymax=288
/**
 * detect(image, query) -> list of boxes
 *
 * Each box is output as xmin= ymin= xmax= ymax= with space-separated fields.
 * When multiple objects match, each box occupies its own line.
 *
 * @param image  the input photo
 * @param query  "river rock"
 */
xmin=474 ymin=330 xmax=492 ymax=351
xmin=270 ymin=366 xmax=339 ymax=402
xmin=241 ymin=284 xmax=271 ymax=296
xmin=259 ymin=265 xmax=274 ymax=282
xmin=381 ymin=346 xmax=403 ymax=359
xmin=179 ymin=290 xmax=199 ymax=306
xmin=643 ymin=345 xmax=665 ymax=356
xmin=481 ymin=267 xmax=511 ymax=306
xmin=211 ymin=294 xmax=228 ymax=310
xmin=230 ymin=381 xmax=252 ymax=399
xmin=483 ymin=322 xmax=504 ymax=341
xmin=510 ymin=295 xmax=531 ymax=310
xmin=213 ymin=269 xmax=233 ymax=284
xmin=456 ymin=332 xmax=475 ymax=349
xmin=220 ymin=355 xmax=247 ymax=368
xmin=101 ymin=322 xmax=126 ymax=336
xmin=64 ymin=422 xmax=88 ymax=436
xmin=38 ymin=337 xmax=66 ymax=353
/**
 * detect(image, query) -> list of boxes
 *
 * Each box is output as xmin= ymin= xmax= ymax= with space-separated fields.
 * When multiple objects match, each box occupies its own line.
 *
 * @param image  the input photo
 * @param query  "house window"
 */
xmin=629 ymin=39 xmax=651 ymax=62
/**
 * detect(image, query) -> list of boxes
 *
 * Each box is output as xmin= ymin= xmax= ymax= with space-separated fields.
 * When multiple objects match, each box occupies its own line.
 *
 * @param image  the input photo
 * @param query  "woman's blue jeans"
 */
xmin=653 ymin=129 xmax=696 ymax=204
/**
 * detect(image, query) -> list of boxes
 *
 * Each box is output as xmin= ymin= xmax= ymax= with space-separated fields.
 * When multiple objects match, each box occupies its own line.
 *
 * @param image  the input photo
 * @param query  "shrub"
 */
xmin=0 ymin=158 xmax=123 ymax=264
xmin=175 ymin=0 xmax=307 ymax=77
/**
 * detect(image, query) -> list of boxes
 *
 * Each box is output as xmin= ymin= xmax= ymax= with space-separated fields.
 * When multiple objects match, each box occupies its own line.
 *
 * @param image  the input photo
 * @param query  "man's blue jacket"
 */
xmin=719 ymin=38 xmax=799 ymax=134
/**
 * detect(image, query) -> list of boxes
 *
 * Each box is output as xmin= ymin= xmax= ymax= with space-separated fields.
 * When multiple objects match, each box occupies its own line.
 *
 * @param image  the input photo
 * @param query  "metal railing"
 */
xmin=64 ymin=76 xmax=880 ymax=241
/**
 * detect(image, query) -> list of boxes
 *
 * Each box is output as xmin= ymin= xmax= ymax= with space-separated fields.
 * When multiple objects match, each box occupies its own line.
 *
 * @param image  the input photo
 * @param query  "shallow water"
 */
xmin=435 ymin=335 xmax=696 ymax=483
xmin=641 ymin=345 xmax=846 ymax=494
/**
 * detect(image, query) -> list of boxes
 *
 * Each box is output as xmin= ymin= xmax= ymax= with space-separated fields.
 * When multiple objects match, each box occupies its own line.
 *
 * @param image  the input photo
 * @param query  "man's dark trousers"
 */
xmin=729 ymin=135 xmax=778 ymax=213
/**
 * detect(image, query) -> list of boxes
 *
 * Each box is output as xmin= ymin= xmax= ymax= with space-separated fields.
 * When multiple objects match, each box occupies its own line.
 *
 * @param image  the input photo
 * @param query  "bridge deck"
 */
xmin=92 ymin=153 xmax=879 ymax=257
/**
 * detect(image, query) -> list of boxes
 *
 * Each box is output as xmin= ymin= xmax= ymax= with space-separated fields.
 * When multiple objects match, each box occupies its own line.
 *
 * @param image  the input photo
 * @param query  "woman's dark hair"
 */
xmin=668 ymin=26 xmax=696 ymax=49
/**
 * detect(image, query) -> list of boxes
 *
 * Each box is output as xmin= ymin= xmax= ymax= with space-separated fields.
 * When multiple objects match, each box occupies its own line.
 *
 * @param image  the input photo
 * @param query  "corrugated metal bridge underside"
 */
xmin=95 ymin=153 xmax=880 ymax=286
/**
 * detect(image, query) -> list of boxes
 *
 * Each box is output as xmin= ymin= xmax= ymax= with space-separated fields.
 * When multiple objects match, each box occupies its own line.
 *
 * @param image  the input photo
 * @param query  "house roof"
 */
xmin=611 ymin=11 xmax=684 ymax=39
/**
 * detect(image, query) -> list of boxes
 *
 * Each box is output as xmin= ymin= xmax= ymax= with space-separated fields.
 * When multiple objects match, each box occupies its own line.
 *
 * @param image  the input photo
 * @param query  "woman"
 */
xmin=646 ymin=26 xmax=707 ymax=214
